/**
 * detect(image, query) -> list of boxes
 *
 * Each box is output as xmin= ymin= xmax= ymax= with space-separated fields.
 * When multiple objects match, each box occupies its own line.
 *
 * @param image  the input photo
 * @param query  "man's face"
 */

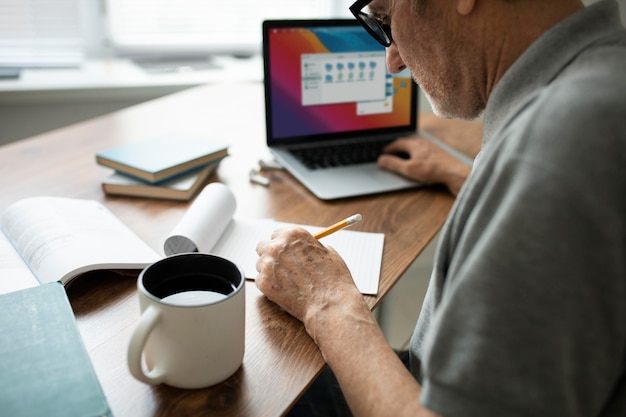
xmin=370 ymin=0 xmax=486 ymax=120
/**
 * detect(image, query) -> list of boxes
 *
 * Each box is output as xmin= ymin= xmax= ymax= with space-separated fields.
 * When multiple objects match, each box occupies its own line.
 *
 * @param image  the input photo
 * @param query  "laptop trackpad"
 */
xmin=291 ymin=162 xmax=420 ymax=200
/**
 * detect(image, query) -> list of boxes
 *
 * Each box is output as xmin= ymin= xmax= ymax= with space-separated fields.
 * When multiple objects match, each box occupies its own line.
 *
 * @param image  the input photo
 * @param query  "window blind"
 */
xmin=0 ymin=0 xmax=83 ymax=67
xmin=106 ymin=0 xmax=352 ymax=56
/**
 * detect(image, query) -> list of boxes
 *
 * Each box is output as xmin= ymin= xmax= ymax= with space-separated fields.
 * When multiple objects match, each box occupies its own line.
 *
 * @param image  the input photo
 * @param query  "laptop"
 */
xmin=262 ymin=19 xmax=422 ymax=200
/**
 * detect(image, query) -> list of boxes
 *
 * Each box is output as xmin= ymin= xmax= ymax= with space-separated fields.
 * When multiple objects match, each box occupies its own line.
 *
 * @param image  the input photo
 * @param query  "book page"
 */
xmin=212 ymin=218 xmax=384 ymax=295
xmin=1 ymin=197 xmax=160 ymax=285
xmin=0 ymin=233 xmax=40 ymax=295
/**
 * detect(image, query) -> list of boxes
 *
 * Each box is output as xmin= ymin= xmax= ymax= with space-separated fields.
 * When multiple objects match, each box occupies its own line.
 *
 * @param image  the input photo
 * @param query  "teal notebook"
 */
xmin=95 ymin=133 xmax=229 ymax=184
xmin=0 ymin=283 xmax=112 ymax=417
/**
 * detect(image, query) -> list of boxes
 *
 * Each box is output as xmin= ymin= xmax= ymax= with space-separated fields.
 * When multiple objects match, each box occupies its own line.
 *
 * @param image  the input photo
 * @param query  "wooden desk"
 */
xmin=0 ymin=82 xmax=481 ymax=416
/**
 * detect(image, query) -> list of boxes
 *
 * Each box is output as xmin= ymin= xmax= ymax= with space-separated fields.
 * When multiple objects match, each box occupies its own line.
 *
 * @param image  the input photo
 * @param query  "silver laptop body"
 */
xmin=263 ymin=19 xmax=421 ymax=200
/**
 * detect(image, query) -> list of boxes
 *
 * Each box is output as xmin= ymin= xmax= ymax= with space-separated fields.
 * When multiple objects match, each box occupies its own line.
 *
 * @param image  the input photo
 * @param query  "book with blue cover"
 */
xmin=0 ymin=282 xmax=112 ymax=417
xmin=102 ymin=161 xmax=218 ymax=201
xmin=95 ymin=132 xmax=229 ymax=184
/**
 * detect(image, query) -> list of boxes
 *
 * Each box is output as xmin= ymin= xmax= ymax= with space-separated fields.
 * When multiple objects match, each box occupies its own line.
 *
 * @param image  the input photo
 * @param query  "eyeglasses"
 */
xmin=349 ymin=0 xmax=392 ymax=47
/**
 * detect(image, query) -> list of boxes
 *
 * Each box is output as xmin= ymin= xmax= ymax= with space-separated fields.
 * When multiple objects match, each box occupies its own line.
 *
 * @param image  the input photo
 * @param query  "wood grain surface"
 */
xmin=0 ymin=82 xmax=481 ymax=417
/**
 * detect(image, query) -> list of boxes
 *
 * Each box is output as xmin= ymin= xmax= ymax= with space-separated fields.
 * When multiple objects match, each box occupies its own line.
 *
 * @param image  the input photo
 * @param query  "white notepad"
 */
xmin=213 ymin=217 xmax=384 ymax=295
xmin=164 ymin=183 xmax=384 ymax=295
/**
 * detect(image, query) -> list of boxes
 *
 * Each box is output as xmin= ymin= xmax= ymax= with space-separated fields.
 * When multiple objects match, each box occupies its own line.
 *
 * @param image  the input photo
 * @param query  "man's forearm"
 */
xmin=306 ymin=290 xmax=441 ymax=417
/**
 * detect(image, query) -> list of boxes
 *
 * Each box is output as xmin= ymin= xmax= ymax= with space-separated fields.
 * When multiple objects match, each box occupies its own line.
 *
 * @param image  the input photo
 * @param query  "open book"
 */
xmin=0 ymin=197 xmax=160 ymax=295
xmin=1 ymin=184 xmax=384 ymax=296
xmin=164 ymin=183 xmax=384 ymax=295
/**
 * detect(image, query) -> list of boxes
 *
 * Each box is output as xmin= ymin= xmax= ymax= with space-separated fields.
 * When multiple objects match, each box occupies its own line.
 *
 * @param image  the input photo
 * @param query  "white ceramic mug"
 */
xmin=127 ymin=252 xmax=245 ymax=389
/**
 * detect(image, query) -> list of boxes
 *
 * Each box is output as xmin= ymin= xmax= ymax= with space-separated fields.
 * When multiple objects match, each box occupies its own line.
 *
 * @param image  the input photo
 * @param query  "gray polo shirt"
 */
xmin=410 ymin=1 xmax=626 ymax=416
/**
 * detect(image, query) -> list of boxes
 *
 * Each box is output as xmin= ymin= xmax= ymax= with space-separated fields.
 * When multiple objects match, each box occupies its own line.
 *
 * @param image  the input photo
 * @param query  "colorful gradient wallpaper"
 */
xmin=267 ymin=25 xmax=415 ymax=141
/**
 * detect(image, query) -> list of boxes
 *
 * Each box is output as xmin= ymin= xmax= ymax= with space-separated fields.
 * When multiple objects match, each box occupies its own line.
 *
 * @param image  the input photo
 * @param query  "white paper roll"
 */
xmin=164 ymin=182 xmax=237 ymax=256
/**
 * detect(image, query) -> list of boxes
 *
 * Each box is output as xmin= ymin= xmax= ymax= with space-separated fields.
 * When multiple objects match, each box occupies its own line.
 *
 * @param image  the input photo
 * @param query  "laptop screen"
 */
xmin=263 ymin=19 xmax=417 ymax=146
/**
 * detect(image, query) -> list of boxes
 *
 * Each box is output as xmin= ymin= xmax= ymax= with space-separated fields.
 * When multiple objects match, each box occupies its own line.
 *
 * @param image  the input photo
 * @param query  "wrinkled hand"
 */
xmin=255 ymin=227 xmax=360 ymax=335
xmin=378 ymin=136 xmax=471 ymax=196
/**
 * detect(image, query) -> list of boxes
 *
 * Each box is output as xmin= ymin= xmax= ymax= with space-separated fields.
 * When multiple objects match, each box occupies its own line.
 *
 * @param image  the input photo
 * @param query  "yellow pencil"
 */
xmin=314 ymin=214 xmax=362 ymax=239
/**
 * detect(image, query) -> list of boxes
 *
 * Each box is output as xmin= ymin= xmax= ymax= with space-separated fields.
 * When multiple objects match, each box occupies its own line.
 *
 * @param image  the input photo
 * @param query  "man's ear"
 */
xmin=457 ymin=0 xmax=477 ymax=15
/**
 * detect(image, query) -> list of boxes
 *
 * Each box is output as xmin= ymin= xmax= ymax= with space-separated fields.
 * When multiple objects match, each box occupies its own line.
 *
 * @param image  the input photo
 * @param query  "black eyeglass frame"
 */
xmin=349 ymin=0 xmax=392 ymax=47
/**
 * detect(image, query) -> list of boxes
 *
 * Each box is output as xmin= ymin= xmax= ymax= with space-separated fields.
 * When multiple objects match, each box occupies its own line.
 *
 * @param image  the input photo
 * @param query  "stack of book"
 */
xmin=96 ymin=133 xmax=229 ymax=201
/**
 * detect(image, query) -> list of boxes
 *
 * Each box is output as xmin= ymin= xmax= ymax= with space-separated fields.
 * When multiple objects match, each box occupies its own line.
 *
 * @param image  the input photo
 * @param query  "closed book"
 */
xmin=0 ymin=282 xmax=112 ymax=417
xmin=102 ymin=161 xmax=218 ymax=201
xmin=95 ymin=133 xmax=229 ymax=183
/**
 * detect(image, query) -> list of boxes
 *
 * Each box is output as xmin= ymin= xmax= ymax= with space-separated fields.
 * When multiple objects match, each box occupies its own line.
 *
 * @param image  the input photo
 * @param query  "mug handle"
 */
xmin=127 ymin=305 xmax=166 ymax=385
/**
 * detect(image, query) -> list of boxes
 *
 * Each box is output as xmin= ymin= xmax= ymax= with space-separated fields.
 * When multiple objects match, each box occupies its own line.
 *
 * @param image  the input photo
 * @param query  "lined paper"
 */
xmin=213 ymin=217 xmax=384 ymax=295
xmin=166 ymin=183 xmax=384 ymax=295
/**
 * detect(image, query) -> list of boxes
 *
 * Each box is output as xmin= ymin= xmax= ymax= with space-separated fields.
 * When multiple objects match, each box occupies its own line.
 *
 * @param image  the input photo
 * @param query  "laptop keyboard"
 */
xmin=290 ymin=138 xmax=394 ymax=170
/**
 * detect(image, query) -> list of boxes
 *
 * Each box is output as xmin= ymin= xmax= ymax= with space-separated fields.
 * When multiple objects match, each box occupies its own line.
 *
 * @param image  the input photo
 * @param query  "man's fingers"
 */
xmin=378 ymin=153 xmax=410 ymax=176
